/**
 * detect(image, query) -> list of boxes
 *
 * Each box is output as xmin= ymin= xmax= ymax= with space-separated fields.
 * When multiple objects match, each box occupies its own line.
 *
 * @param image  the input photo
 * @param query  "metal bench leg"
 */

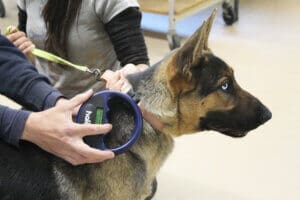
xmin=222 ymin=0 xmax=239 ymax=25
xmin=234 ymin=0 xmax=239 ymax=21
xmin=167 ymin=0 xmax=180 ymax=50
xmin=0 ymin=0 xmax=6 ymax=18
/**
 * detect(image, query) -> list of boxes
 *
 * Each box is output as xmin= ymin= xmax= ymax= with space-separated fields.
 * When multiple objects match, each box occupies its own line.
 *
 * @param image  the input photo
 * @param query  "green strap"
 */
xmin=32 ymin=48 xmax=89 ymax=72
xmin=6 ymin=26 xmax=90 ymax=73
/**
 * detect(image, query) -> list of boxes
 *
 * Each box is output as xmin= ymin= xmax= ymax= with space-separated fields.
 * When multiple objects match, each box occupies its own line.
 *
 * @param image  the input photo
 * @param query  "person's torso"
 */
xmin=21 ymin=0 xmax=123 ymax=98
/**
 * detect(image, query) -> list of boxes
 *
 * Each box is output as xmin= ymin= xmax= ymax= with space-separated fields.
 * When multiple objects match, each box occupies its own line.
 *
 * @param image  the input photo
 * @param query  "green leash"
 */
xmin=5 ymin=26 xmax=101 ymax=79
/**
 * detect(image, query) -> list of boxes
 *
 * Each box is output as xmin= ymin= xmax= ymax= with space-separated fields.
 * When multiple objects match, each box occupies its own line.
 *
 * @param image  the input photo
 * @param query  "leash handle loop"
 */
xmin=5 ymin=26 xmax=101 ymax=79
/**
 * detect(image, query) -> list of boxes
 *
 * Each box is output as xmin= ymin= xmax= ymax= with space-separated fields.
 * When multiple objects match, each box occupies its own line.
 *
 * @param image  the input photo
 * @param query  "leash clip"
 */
xmin=87 ymin=68 xmax=102 ymax=81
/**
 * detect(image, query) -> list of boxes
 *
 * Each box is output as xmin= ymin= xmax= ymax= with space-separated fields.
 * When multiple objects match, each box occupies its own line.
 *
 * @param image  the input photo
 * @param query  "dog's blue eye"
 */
xmin=221 ymin=82 xmax=229 ymax=91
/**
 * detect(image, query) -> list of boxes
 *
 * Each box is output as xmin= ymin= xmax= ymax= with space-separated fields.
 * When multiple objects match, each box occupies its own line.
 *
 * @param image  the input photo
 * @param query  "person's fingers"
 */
xmin=23 ymin=44 xmax=36 ymax=54
xmin=76 ymin=143 xmax=115 ymax=163
xmin=109 ymin=79 xmax=125 ymax=91
xmin=120 ymin=63 xmax=138 ymax=76
xmin=72 ymin=105 xmax=81 ymax=116
xmin=81 ymin=149 xmax=115 ymax=163
xmin=38 ymin=140 xmax=80 ymax=165
xmin=48 ymin=139 xmax=89 ymax=165
xmin=53 ymin=150 xmax=79 ymax=165
xmin=6 ymin=31 xmax=26 ymax=43
xmin=66 ymin=89 xmax=93 ymax=110
xmin=120 ymin=80 xmax=132 ymax=93
xmin=60 ymin=139 xmax=114 ymax=165
xmin=136 ymin=64 xmax=149 ymax=72
xmin=19 ymin=41 xmax=35 ymax=53
xmin=61 ymin=153 xmax=86 ymax=166
xmin=100 ymin=70 xmax=116 ymax=82
xmin=69 ymin=141 xmax=114 ymax=164
xmin=13 ymin=36 xmax=29 ymax=47
xmin=72 ymin=123 xmax=112 ymax=137
xmin=106 ymin=73 xmax=121 ymax=89
xmin=101 ymin=70 xmax=122 ymax=89
xmin=65 ymin=157 xmax=80 ymax=165
xmin=5 ymin=26 xmax=18 ymax=36
xmin=7 ymin=26 xmax=18 ymax=34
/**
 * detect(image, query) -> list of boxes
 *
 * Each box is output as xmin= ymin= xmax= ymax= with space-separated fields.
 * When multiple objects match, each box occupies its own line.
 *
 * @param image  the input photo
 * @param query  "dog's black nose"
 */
xmin=259 ymin=106 xmax=272 ymax=124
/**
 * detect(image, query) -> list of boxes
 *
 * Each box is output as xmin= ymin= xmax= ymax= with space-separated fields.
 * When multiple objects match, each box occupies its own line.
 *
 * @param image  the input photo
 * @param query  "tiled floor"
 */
xmin=0 ymin=0 xmax=299 ymax=199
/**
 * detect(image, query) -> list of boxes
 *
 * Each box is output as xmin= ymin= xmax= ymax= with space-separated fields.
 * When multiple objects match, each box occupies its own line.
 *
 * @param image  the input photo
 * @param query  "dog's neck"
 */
xmin=127 ymin=59 xmax=179 ymax=136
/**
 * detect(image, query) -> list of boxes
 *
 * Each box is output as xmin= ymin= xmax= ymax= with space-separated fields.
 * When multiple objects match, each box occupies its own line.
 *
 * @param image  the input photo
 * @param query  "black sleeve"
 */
xmin=17 ymin=6 xmax=27 ymax=33
xmin=104 ymin=7 xmax=149 ymax=66
xmin=0 ymin=35 xmax=63 ymax=111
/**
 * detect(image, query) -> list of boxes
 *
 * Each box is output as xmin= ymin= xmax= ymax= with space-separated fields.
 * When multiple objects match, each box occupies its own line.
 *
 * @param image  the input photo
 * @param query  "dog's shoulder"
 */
xmin=0 ymin=141 xmax=62 ymax=199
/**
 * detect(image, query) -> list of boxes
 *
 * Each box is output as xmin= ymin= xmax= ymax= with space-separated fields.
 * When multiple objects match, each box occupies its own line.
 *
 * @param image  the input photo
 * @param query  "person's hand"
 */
xmin=21 ymin=89 xmax=115 ymax=165
xmin=101 ymin=70 xmax=125 ymax=91
xmin=101 ymin=63 xmax=149 ymax=92
xmin=120 ymin=63 xmax=148 ymax=76
xmin=6 ymin=26 xmax=35 ymax=56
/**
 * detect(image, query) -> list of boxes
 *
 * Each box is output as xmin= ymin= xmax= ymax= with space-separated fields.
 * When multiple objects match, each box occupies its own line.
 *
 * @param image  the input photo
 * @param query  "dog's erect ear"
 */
xmin=174 ymin=9 xmax=217 ymax=80
xmin=203 ymin=9 xmax=216 ymax=50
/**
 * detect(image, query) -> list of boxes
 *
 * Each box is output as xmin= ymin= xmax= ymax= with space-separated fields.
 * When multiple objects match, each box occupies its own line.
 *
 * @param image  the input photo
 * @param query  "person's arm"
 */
xmin=104 ymin=7 xmax=149 ymax=67
xmin=102 ymin=7 xmax=150 ymax=91
xmin=0 ymin=34 xmax=62 ymax=145
xmin=0 ymin=105 xmax=30 ymax=146
xmin=0 ymin=91 xmax=115 ymax=165
xmin=21 ymin=90 xmax=115 ymax=165
xmin=0 ymin=36 xmax=115 ymax=164
xmin=0 ymin=35 xmax=61 ymax=111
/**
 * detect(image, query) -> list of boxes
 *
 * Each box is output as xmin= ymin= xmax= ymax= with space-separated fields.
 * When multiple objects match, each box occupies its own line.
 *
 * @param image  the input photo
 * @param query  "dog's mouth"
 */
xmin=218 ymin=129 xmax=248 ymax=138
xmin=202 ymin=123 xmax=248 ymax=138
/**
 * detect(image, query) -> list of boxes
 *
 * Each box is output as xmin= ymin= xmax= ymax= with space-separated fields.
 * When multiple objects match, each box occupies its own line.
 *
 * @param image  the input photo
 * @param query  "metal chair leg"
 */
xmin=0 ymin=0 xmax=6 ymax=18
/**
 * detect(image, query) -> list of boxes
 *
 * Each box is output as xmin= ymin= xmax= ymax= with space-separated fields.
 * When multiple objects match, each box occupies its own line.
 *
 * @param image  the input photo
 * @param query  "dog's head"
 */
xmin=130 ymin=10 xmax=271 ymax=138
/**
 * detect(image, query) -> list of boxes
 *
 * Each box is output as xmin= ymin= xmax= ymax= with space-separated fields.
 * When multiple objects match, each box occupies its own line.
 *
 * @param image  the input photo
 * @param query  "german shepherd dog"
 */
xmin=0 ymin=11 xmax=271 ymax=200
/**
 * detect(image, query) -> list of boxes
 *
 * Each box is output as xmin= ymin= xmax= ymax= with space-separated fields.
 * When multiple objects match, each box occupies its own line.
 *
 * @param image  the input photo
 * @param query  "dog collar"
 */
xmin=126 ymin=89 xmax=165 ymax=131
xmin=139 ymin=104 xmax=166 ymax=131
